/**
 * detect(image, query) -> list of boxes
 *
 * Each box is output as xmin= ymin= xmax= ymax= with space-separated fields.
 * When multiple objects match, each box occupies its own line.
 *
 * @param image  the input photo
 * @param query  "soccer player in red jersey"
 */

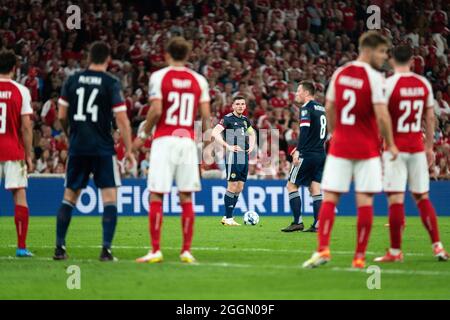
xmin=0 ymin=50 xmax=34 ymax=257
xmin=134 ymin=37 xmax=211 ymax=264
xmin=375 ymin=45 xmax=449 ymax=262
xmin=303 ymin=32 xmax=399 ymax=269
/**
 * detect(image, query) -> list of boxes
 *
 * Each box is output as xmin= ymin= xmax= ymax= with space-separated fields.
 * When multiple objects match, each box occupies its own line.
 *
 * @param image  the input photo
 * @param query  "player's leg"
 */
xmin=408 ymin=152 xmax=448 ymax=261
xmin=222 ymin=180 xmax=243 ymax=226
xmin=303 ymin=155 xmax=352 ymax=268
xmin=414 ymin=192 xmax=449 ymax=261
xmin=374 ymin=193 xmax=406 ymax=262
xmin=352 ymin=157 xmax=383 ymax=268
xmin=54 ymin=155 xmax=90 ymax=260
xmin=135 ymin=191 xmax=165 ymax=263
xmin=283 ymin=157 xmax=316 ymax=232
xmin=303 ymin=181 xmax=322 ymax=232
xmin=179 ymin=192 xmax=196 ymax=263
xmin=3 ymin=160 xmax=32 ymax=257
xmin=11 ymin=188 xmax=32 ymax=257
xmin=375 ymin=152 xmax=407 ymax=262
xmin=281 ymin=181 xmax=304 ymax=232
xmin=174 ymin=137 xmax=201 ymax=262
xmin=93 ymin=155 xmax=122 ymax=261
xmin=137 ymin=137 xmax=179 ymax=263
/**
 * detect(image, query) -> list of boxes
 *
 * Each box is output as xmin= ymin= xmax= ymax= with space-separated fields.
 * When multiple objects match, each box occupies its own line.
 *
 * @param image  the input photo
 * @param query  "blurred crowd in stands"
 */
xmin=1 ymin=0 xmax=449 ymax=179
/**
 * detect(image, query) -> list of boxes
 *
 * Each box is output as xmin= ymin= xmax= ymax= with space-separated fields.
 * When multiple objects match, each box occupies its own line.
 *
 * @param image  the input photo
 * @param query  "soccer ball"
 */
xmin=243 ymin=211 xmax=259 ymax=225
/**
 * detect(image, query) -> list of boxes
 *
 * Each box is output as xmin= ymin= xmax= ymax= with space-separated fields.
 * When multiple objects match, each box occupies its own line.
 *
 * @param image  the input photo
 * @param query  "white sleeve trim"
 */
xmin=113 ymin=106 xmax=127 ymax=113
xmin=366 ymin=67 xmax=387 ymax=105
xmin=58 ymin=97 xmax=69 ymax=107
xmin=15 ymin=81 xmax=33 ymax=115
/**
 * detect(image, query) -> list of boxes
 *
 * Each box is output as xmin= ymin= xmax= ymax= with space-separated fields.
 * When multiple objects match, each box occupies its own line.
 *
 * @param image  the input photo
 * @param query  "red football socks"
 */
xmin=181 ymin=202 xmax=195 ymax=253
xmin=149 ymin=200 xmax=163 ymax=253
xmin=355 ymin=206 xmax=373 ymax=259
xmin=389 ymin=203 xmax=405 ymax=250
xmin=14 ymin=205 xmax=29 ymax=249
xmin=318 ymin=201 xmax=336 ymax=252
xmin=417 ymin=199 xmax=440 ymax=244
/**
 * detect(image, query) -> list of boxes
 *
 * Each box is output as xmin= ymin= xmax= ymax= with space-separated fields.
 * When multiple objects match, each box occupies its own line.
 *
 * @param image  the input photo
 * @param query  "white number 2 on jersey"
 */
xmin=0 ymin=102 xmax=6 ymax=134
xmin=397 ymin=100 xmax=424 ymax=133
xmin=166 ymin=92 xmax=195 ymax=126
xmin=74 ymin=87 xmax=99 ymax=122
xmin=341 ymin=89 xmax=356 ymax=125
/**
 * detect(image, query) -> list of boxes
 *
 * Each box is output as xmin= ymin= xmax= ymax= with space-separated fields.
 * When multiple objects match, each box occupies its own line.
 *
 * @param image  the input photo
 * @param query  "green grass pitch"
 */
xmin=0 ymin=216 xmax=449 ymax=299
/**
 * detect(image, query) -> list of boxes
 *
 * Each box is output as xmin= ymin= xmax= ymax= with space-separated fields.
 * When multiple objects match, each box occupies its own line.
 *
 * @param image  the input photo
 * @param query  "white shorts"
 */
xmin=321 ymin=155 xmax=382 ymax=193
xmin=148 ymin=136 xmax=201 ymax=193
xmin=0 ymin=160 xmax=28 ymax=189
xmin=383 ymin=151 xmax=429 ymax=194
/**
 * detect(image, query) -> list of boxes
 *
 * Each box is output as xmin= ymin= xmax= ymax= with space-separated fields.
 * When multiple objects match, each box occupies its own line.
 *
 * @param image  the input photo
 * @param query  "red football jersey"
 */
xmin=385 ymin=72 xmax=434 ymax=153
xmin=326 ymin=61 xmax=386 ymax=159
xmin=148 ymin=66 xmax=210 ymax=140
xmin=0 ymin=79 xmax=33 ymax=161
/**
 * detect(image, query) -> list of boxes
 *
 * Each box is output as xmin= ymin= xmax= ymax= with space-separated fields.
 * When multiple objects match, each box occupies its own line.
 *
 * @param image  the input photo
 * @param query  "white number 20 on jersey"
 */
xmin=166 ymin=92 xmax=195 ymax=126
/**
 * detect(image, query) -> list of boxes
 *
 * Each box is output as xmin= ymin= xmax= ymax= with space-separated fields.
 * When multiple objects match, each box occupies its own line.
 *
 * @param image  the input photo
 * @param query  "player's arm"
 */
xmin=20 ymin=87 xmax=34 ymax=172
xmin=371 ymin=71 xmax=398 ymax=160
xmin=424 ymin=106 xmax=435 ymax=166
xmin=211 ymin=123 xmax=241 ymax=152
xmin=424 ymin=83 xmax=437 ymax=166
xmin=115 ymin=110 xmax=134 ymax=166
xmin=58 ymin=80 xmax=70 ymax=136
xmin=373 ymin=102 xmax=398 ymax=160
xmin=325 ymin=100 xmax=336 ymax=133
xmin=247 ymin=126 xmax=256 ymax=154
xmin=21 ymin=114 xmax=33 ymax=173
xmin=58 ymin=103 xmax=69 ymax=136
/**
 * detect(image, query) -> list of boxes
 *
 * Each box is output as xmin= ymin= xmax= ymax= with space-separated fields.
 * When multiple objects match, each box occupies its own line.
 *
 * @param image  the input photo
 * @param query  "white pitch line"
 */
xmin=1 ymin=256 xmax=449 ymax=277
xmin=1 ymin=244 xmax=427 ymax=256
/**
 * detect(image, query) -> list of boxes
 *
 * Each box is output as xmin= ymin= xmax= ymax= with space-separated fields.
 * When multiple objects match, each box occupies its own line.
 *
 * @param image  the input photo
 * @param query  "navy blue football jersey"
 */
xmin=219 ymin=112 xmax=253 ymax=152
xmin=59 ymin=70 xmax=126 ymax=156
xmin=298 ymin=100 xmax=327 ymax=155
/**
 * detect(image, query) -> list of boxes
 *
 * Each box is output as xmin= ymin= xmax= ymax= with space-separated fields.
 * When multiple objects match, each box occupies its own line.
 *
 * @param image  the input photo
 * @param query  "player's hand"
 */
xmin=292 ymin=151 xmax=301 ymax=166
xmin=25 ymin=156 xmax=34 ymax=173
xmin=132 ymin=137 xmax=144 ymax=152
xmin=388 ymin=144 xmax=399 ymax=161
xmin=124 ymin=151 xmax=136 ymax=170
xmin=227 ymin=144 xmax=243 ymax=152
xmin=425 ymin=147 xmax=435 ymax=167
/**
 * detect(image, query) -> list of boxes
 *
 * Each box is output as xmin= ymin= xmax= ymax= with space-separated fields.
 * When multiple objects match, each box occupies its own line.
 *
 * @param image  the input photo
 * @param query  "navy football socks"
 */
xmin=289 ymin=191 xmax=303 ymax=224
xmin=56 ymin=200 xmax=74 ymax=247
xmin=102 ymin=203 xmax=118 ymax=249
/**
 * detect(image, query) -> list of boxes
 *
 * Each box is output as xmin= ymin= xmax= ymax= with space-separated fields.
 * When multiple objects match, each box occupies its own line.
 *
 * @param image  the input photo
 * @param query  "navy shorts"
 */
xmin=65 ymin=155 xmax=121 ymax=190
xmin=288 ymin=154 xmax=325 ymax=187
xmin=225 ymin=152 xmax=248 ymax=182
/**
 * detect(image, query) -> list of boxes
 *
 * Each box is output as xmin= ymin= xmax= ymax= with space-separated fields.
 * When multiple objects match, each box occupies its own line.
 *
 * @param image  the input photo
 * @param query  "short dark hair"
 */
xmin=89 ymin=41 xmax=110 ymax=64
xmin=166 ymin=37 xmax=192 ymax=62
xmin=359 ymin=31 xmax=390 ymax=50
xmin=392 ymin=45 xmax=413 ymax=65
xmin=232 ymin=95 xmax=246 ymax=104
xmin=0 ymin=49 xmax=17 ymax=74
xmin=300 ymin=81 xmax=315 ymax=95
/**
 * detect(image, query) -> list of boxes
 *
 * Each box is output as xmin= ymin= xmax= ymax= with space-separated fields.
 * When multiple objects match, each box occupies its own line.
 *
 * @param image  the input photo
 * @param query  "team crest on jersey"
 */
xmin=231 ymin=173 xmax=236 ymax=178
xmin=301 ymin=110 xmax=308 ymax=116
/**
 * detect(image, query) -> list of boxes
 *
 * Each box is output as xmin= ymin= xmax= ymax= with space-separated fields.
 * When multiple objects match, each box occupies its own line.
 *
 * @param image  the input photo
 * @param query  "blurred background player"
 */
xmin=282 ymin=81 xmax=326 ymax=233
xmin=212 ymin=96 xmax=256 ymax=226
xmin=0 ymin=49 xmax=34 ymax=257
xmin=375 ymin=45 xmax=449 ymax=262
xmin=53 ymin=41 xmax=134 ymax=261
xmin=134 ymin=37 xmax=211 ymax=264
xmin=303 ymin=31 xmax=399 ymax=269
